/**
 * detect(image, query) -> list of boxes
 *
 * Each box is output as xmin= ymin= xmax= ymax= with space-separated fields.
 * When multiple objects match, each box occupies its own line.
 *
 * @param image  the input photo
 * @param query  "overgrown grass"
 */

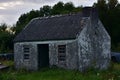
xmin=1 ymin=60 xmax=14 ymax=66
xmin=0 ymin=62 xmax=120 ymax=80
xmin=0 ymin=68 xmax=102 ymax=80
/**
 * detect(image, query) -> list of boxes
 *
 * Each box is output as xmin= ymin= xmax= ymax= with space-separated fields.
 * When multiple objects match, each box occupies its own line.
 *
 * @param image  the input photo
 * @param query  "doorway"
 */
xmin=37 ymin=44 xmax=49 ymax=69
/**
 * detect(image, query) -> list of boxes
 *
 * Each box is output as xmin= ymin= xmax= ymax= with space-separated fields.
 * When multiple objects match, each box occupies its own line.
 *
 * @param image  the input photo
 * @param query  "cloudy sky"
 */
xmin=0 ymin=0 xmax=119 ymax=26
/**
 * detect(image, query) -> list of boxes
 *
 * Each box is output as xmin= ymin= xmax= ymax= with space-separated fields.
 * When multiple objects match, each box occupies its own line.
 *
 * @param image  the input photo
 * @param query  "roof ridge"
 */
xmin=32 ymin=12 xmax=81 ymax=21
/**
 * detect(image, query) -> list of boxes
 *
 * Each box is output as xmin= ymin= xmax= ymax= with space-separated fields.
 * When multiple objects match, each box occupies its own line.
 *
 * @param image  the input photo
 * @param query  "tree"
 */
xmin=64 ymin=2 xmax=75 ymax=13
xmin=52 ymin=2 xmax=64 ymax=15
xmin=0 ymin=23 xmax=14 ymax=53
xmin=108 ymin=0 xmax=118 ymax=9
xmin=40 ymin=5 xmax=52 ymax=16
xmin=27 ymin=10 xmax=40 ymax=21
xmin=0 ymin=23 xmax=7 ymax=32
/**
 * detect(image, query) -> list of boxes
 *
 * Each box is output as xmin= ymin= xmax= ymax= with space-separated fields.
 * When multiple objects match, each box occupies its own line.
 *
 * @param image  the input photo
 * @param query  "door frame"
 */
xmin=37 ymin=44 xmax=49 ymax=69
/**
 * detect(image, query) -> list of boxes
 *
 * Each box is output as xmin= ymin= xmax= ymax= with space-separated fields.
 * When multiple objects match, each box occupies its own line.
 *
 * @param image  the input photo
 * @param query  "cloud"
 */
xmin=58 ymin=0 xmax=97 ymax=6
xmin=0 ymin=0 xmax=14 ymax=3
xmin=0 ymin=6 xmax=6 ymax=9
xmin=0 ymin=1 xmax=24 ymax=10
xmin=0 ymin=0 xmax=55 ymax=25
xmin=24 ymin=0 xmax=56 ymax=3
xmin=0 ymin=14 xmax=18 ymax=25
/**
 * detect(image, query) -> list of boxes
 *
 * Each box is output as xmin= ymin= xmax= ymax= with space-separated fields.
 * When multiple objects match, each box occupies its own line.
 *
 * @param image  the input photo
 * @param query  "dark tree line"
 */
xmin=0 ymin=0 xmax=120 ymax=53
xmin=0 ymin=23 xmax=14 ymax=53
xmin=94 ymin=0 xmax=120 ymax=51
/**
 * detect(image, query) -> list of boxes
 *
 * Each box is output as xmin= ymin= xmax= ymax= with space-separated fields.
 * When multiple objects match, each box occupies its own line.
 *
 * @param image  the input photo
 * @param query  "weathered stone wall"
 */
xmin=66 ymin=41 xmax=78 ymax=69
xmin=14 ymin=40 xmax=78 ymax=70
xmin=49 ymin=40 xmax=78 ymax=69
xmin=77 ymin=18 xmax=111 ymax=71
xmin=49 ymin=44 xmax=58 ymax=66
xmin=14 ymin=43 xmax=38 ymax=70
xmin=95 ymin=20 xmax=111 ymax=69
xmin=77 ymin=18 xmax=93 ymax=71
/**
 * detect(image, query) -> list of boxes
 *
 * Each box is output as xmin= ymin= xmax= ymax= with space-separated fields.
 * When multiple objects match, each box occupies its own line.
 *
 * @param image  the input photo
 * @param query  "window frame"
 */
xmin=58 ymin=45 xmax=66 ymax=61
xmin=23 ymin=45 xmax=30 ymax=53
xmin=24 ymin=54 xmax=30 ymax=60
xmin=23 ymin=45 xmax=30 ymax=60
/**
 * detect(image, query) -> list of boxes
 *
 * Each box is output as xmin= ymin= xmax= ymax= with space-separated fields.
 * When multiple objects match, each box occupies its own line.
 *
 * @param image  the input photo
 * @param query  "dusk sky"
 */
xmin=0 ymin=0 xmax=119 ymax=26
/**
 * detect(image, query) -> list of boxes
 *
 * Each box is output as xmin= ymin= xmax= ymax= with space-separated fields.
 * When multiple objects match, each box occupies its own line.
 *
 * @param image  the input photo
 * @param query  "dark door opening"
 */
xmin=37 ymin=44 xmax=49 ymax=69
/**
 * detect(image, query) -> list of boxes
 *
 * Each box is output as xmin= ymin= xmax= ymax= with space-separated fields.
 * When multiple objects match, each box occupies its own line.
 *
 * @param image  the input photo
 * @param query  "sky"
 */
xmin=0 ymin=0 xmax=119 ymax=26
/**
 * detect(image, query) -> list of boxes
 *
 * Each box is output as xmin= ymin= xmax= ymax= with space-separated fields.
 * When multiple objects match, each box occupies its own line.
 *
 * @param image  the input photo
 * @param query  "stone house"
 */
xmin=14 ymin=7 xmax=111 ymax=71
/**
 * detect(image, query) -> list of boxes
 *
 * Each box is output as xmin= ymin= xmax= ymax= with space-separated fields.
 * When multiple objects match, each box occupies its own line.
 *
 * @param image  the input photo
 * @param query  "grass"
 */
xmin=0 ymin=60 xmax=14 ymax=66
xmin=0 ymin=61 xmax=120 ymax=80
xmin=0 ymin=68 xmax=102 ymax=80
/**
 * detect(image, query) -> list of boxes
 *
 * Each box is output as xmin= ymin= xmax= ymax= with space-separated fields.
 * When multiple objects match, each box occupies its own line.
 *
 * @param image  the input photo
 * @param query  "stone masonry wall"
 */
xmin=14 ymin=43 xmax=38 ymax=70
xmin=77 ymin=18 xmax=111 ymax=71
xmin=66 ymin=41 xmax=78 ymax=69
xmin=49 ymin=40 xmax=78 ymax=70
xmin=14 ymin=40 xmax=77 ymax=70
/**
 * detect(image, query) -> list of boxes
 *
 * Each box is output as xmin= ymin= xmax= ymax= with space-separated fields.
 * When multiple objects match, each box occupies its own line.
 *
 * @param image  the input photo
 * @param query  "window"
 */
xmin=24 ymin=54 xmax=29 ymax=59
xmin=58 ymin=45 xmax=66 ymax=61
xmin=23 ymin=45 xmax=30 ymax=60
xmin=23 ymin=45 xmax=30 ymax=53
